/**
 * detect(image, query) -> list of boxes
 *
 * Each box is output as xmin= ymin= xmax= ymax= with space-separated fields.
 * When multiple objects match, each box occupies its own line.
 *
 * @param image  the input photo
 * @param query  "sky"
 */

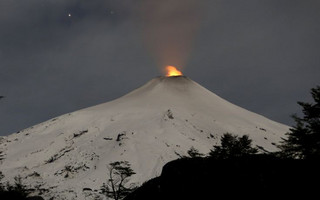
xmin=1 ymin=0 xmax=319 ymax=136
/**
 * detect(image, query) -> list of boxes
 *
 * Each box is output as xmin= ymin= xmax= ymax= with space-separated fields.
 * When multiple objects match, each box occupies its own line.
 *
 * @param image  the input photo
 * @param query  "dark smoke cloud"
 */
xmin=1 ymin=0 xmax=320 ymax=136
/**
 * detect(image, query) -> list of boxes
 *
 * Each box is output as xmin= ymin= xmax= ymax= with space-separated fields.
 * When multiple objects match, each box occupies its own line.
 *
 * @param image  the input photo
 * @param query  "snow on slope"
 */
xmin=0 ymin=76 xmax=289 ymax=199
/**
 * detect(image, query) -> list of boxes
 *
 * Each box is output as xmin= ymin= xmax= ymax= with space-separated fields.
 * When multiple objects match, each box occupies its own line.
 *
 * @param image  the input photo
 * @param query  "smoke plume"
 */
xmin=136 ymin=0 xmax=204 ymax=72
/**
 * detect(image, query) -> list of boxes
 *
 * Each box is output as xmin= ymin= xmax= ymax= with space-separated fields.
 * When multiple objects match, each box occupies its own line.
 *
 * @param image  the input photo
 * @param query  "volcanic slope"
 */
xmin=0 ymin=76 xmax=289 ymax=199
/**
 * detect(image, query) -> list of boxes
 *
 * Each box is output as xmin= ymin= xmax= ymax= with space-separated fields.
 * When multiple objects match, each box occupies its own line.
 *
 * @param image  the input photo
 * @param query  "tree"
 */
xmin=187 ymin=146 xmax=204 ymax=158
xmin=7 ymin=176 xmax=28 ymax=195
xmin=101 ymin=161 xmax=136 ymax=200
xmin=209 ymin=133 xmax=258 ymax=159
xmin=1 ymin=168 xmax=43 ymax=199
xmin=279 ymin=86 xmax=320 ymax=159
xmin=0 ymin=171 xmax=5 ymax=192
xmin=0 ymin=175 xmax=36 ymax=200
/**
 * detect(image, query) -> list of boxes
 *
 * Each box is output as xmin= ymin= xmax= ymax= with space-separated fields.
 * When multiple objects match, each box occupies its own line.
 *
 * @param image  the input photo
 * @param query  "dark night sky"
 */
xmin=1 ymin=0 xmax=319 ymax=136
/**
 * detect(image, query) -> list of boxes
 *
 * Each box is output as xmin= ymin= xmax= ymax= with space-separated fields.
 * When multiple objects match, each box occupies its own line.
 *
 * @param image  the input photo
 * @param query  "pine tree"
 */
xmin=209 ymin=133 xmax=258 ymax=159
xmin=279 ymin=86 xmax=320 ymax=159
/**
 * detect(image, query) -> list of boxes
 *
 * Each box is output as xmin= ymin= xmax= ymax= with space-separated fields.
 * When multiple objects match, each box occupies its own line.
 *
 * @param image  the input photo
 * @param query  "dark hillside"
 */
xmin=125 ymin=155 xmax=319 ymax=200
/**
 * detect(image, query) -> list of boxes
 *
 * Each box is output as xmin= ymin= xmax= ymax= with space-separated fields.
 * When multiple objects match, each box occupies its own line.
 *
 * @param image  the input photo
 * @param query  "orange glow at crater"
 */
xmin=165 ymin=66 xmax=183 ymax=77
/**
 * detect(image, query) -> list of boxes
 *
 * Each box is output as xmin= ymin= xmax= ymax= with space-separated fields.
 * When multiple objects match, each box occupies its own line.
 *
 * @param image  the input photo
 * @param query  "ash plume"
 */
xmin=136 ymin=0 xmax=204 ymax=71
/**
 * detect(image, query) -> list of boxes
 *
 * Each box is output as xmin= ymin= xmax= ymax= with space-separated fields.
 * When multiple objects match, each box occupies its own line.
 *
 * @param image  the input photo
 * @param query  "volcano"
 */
xmin=0 ymin=76 xmax=289 ymax=199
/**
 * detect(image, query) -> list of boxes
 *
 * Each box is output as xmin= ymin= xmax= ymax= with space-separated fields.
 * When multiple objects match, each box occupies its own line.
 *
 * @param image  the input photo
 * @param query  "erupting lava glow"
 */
xmin=165 ymin=66 xmax=183 ymax=77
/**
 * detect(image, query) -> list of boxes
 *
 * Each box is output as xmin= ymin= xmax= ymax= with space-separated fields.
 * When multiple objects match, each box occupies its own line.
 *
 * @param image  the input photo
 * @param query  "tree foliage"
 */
xmin=187 ymin=146 xmax=204 ymax=158
xmin=279 ymin=86 xmax=320 ymax=159
xmin=0 ymin=174 xmax=41 ymax=200
xmin=209 ymin=133 xmax=258 ymax=159
xmin=101 ymin=161 xmax=137 ymax=200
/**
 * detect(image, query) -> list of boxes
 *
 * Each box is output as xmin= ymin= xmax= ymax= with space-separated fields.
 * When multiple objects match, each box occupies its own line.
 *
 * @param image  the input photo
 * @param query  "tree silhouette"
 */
xmin=187 ymin=146 xmax=204 ymax=158
xmin=0 ymin=175 xmax=42 ymax=200
xmin=209 ymin=133 xmax=258 ymax=159
xmin=279 ymin=86 xmax=320 ymax=159
xmin=0 ymin=171 xmax=4 ymax=192
xmin=101 ymin=161 xmax=137 ymax=200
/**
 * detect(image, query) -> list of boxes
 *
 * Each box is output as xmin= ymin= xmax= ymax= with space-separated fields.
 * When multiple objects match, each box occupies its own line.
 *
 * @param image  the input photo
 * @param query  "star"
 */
xmin=68 ymin=13 xmax=72 ymax=17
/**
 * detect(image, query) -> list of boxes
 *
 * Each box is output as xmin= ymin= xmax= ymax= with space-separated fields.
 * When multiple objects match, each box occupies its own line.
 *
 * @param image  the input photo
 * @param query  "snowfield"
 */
xmin=0 ymin=76 xmax=289 ymax=199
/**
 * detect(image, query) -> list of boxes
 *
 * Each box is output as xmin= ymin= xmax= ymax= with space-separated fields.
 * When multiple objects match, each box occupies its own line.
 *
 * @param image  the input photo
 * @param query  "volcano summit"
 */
xmin=0 ymin=76 xmax=289 ymax=199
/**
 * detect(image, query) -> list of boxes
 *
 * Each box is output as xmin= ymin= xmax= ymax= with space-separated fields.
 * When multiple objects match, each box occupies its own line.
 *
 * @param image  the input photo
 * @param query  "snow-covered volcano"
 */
xmin=0 ymin=76 xmax=289 ymax=199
